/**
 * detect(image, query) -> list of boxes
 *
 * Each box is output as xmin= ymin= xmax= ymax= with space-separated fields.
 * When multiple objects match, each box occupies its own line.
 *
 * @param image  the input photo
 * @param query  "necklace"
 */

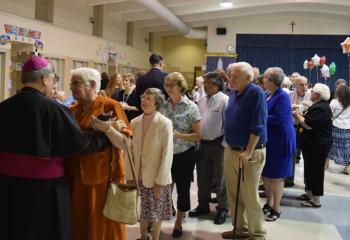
xmin=122 ymin=90 xmax=131 ymax=103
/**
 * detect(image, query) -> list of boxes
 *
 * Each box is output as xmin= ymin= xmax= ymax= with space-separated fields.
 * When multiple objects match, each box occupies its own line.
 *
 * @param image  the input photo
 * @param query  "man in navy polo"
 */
xmin=221 ymin=62 xmax=267 ymax=240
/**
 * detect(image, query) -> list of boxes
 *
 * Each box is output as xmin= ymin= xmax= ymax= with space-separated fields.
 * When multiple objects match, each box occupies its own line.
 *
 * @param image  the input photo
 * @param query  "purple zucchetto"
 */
xmin=22 ymin=56 xmax=50 ymax=72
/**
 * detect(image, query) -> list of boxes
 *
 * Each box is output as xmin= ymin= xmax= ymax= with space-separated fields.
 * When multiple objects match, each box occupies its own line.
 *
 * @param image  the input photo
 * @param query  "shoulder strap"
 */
xmin=332 ymin=108 xmax=346 ymax=121
xmin=123 ymin=135 xmax=139 ymax=189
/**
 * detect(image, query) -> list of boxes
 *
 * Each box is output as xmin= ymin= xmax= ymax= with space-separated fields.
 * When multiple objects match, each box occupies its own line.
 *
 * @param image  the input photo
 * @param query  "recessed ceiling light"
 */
xmin=220 ymin=0 xmax=233 ymax=8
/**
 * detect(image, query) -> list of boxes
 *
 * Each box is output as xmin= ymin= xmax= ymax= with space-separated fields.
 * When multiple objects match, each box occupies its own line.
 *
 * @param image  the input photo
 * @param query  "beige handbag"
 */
xmin=103 ymin=135 xmax=141 ymax=225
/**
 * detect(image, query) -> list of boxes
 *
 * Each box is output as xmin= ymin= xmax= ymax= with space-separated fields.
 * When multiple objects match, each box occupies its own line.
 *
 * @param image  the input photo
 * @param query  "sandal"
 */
xmin=301 ymin=200 xmax=322 ymax=208
xmin=262 ymin=204 xmax=272 ymax=215
xmin=296 ymin=193 xmax=311 ymax=201
xmin=265 ymin=208 xmax=281 ymax=221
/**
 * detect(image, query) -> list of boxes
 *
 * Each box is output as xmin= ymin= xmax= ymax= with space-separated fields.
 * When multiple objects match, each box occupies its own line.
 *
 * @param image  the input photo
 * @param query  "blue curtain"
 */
xmin=236 ymin=34 xmax=349 ymax=90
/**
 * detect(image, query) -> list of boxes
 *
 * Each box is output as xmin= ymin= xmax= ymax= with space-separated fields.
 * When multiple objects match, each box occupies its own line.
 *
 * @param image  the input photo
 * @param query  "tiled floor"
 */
xmin=126 ymin=159 xmax=350 ymax=240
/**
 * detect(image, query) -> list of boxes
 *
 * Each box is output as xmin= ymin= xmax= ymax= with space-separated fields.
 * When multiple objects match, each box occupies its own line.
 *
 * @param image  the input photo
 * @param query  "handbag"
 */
xmin=103 ymin=134 xmax=141 ymax=225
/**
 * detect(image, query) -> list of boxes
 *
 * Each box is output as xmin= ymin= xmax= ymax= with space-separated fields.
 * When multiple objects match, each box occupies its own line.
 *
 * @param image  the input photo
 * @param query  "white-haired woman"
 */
xmin=293 ymin=83 xmax=333 ymax=208
xmin=65 ymin=67 xmax=131 ymax=240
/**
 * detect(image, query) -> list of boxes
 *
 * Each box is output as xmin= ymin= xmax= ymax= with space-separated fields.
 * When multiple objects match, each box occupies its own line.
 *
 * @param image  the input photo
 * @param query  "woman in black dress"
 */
xmin=293 ymin=83 xmax=333 ymax=208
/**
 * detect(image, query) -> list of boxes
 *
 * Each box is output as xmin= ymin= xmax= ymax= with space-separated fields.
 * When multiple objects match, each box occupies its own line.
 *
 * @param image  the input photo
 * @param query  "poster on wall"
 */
xmin=206 ymin=52 xmax=237 ymax=72
xmin=3 ymin=24 xmax=41 ymax=44
xmin=0 ymin=34 xmax=11 ymax=50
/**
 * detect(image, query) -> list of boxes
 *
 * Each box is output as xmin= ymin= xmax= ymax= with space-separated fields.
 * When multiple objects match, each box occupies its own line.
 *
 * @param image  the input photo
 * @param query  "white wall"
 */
xmin=207 ymin=12 xmax=350 ymax=53
xmin=0 ymin=0 xmax=35 ymax=19
xmin=0 ymin=11 xmax=150 ymax=68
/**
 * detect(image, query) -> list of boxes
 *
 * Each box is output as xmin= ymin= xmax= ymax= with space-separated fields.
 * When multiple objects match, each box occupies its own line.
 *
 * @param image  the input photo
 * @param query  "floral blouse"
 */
xmin=162 ymin=95 xmax=201 ymax=154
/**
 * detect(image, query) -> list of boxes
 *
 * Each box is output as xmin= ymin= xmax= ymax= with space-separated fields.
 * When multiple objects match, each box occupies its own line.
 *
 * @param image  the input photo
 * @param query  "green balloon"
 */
xmin=329 ymin=62 xmax=336 ymax=75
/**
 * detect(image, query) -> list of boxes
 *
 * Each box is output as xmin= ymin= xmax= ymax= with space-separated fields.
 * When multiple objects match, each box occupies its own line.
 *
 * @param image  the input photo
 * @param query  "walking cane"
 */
xmin=232 ymin=165 xmax=242 ymax=240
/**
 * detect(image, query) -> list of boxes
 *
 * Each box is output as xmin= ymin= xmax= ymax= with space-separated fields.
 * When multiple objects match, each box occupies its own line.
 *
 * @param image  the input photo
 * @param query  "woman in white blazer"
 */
xmin=91 ymin=88 xmax=173 ymax=240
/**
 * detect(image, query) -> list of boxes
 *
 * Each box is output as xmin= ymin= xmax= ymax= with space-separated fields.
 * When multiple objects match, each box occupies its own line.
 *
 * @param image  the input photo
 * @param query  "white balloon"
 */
xmin=303 ymin=60 xmax=308 ymax=70
xmin=312 ymin=54 xmax=321 ymax=67
xmin=320 ymin=64 xmax=330 ymax=78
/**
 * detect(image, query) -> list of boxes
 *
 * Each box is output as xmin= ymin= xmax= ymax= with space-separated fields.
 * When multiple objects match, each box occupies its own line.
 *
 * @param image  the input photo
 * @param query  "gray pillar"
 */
xmin=92 ymin=5 xmax=104 ymax=37
xmin=126 ymin=22 xmax=134 ymax=46
xmin=35 ymin=0 xmax=54 ymax=23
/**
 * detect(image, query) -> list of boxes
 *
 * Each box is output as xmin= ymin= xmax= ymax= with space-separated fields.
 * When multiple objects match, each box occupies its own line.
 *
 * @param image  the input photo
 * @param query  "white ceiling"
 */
xmin=86 ymin=0 xmax=350 ymax=35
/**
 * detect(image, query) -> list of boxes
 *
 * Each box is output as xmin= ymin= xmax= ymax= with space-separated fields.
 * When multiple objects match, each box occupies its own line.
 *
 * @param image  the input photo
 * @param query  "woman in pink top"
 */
xmin=91 ymin=88 xmax=173 ymax=240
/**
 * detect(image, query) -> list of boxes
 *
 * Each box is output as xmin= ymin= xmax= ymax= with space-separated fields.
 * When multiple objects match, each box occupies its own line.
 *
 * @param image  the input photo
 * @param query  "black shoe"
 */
xmin=210 ymin=197 xmax=218 ymax=203
xmin=214 ymin=211 xmax=227 ymax=225
xmin=265 ymin=208 xmax=281 ymax=221
xmin=172 ymin=205 xmax=176 ymax=216
xmin=171 ymin=227 xmax=183 ymax=238
xmin=284 ymin=182 xmax=295 ymax=188
xmin=188 ymin=206 xmax=210 ymax=217
xmin=262 ymin=203 xmax=272 ymax=215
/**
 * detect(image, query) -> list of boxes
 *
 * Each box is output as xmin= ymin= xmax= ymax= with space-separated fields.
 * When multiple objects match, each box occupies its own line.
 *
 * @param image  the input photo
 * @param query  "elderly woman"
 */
xmin=162 ymin=72 xmax=201 ymax=238
xmin=65 ymin=67 xmax=131 ymax=240
xmin=294 ymin=83 xmax=333 ymax=208
xmin=91 ymin=88 xmax=173 ymax=240
xmin=328 ymin=85 xmax=350 ymax=174
xmin=261 ymin=67 xmax=296 ymax=221
xmin=116 ymin=73 xmax=142 ymax=122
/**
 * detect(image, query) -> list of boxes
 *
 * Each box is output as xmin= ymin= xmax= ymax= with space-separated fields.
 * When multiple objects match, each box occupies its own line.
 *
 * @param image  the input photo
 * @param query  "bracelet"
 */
xmin=105 ymin=126 xmax=113 ymax=134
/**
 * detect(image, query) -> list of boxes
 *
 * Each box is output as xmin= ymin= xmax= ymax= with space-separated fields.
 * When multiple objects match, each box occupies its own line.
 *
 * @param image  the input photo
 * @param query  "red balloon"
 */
xmin=320 ymin=56 xmax=326 ymax=66
xmin=307 ymin=60 xmax=314 ymax=69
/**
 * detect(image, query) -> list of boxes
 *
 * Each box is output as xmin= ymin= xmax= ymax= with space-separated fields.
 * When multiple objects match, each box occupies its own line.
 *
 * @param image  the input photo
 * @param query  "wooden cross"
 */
xmin=290 ymin=21 xmax=296 ymax=33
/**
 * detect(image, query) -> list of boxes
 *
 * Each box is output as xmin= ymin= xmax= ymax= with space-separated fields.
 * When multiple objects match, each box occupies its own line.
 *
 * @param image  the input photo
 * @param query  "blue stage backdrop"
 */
xmin=236 ymin=34 xmax=349 ymax=90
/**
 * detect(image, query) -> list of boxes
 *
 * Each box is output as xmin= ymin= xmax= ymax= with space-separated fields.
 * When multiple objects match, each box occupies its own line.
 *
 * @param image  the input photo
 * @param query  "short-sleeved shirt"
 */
xmin=298 ymin=100 xmax=333 ymax=147
xmin=198 ymin=91 xmax=228 ymax=140
xmin=162 ymin=95 xmax=201 ymax=154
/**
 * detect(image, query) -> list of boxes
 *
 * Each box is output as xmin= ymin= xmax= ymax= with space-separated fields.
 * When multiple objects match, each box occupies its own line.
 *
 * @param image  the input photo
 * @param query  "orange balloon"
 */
xmin=341 ymin=37 xmax=350 ymax=54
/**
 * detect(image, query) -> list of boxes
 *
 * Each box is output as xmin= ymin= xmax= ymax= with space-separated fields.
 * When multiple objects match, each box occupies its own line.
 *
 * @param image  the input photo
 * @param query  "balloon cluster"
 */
xmin=303 ymin=54 xmax=336 ymax=79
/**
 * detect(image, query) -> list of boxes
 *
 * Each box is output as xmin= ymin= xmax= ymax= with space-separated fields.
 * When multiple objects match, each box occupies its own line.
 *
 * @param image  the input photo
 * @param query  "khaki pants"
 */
xmin=224 ymin=146 xmax=266 ymax=240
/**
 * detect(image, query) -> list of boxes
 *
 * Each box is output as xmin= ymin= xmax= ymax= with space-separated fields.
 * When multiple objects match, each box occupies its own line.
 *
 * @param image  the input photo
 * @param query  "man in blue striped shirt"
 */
xmin=221 ymin=62 xmax=267 ymax=240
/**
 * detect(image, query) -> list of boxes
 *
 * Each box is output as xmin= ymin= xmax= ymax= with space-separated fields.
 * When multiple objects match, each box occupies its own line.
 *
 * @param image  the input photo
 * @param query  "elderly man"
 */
xmin=222 ymin=62 xmax=267 ymax=240
xmin=0 ymin=56 xmax=108 ymax=240
xmin=189 ymin=71 xmax=229 ymax=225
xmin=285 ymin=76 xmax=312 ymax=187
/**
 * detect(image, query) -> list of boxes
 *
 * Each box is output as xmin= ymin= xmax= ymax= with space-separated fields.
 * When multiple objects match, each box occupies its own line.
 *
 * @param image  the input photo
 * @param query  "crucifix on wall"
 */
xmin=290 ymin=21 xmax=296 ymax=33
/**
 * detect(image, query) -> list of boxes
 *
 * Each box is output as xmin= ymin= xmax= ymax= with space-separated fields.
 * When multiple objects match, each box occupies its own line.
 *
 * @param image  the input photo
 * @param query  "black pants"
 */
xmin=301 ymin=144 xmax=332 ymax=196
xmin=171 ymin=147 xmax=196 ymax=212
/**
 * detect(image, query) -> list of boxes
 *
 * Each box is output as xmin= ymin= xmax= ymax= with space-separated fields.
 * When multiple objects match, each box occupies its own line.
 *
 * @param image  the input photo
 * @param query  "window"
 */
xmin=95 ymin=62 xmax=107 ymax=74
xmin=73 ymin=60 xmax=88 ymax=70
